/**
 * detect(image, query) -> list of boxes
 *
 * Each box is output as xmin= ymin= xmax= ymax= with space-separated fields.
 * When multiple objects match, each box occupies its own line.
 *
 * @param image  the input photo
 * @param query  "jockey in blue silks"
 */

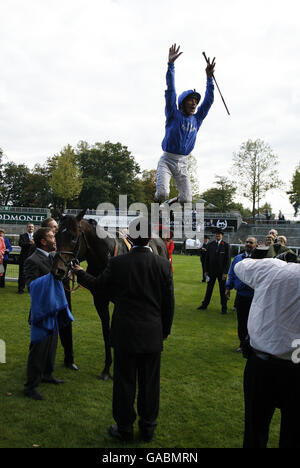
xmin=155 ymin=44 xmax=215 ymax=206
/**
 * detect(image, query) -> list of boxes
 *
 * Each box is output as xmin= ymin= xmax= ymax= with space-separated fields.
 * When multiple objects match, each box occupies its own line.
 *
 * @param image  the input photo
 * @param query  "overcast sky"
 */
xmin=1 ymin=0 xmax=300 ymax=218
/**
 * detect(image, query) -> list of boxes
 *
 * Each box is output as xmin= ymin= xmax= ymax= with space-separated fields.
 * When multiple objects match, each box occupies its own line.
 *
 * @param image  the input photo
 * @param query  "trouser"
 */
xmin=235 ymin=294 xmax=252 ymax=346
xmin=59 ymin=322 xmax=74 ymax=364
xmin=59 ymin=285 xmax=74 ymax=364
xmin=18 ymin=258 xmax=26 ymax=291
xmin=0 ymin=260 xmax=8 ymax=287
xmin=24 ymin=333 xmax=58 ymax=393
xmin=243 ymin=353 xmax=300 ymax=448
xmin=200 ymin=257 xmax=206 ymax=281
xmin=113 ymin=350 xmax=161 ymax=435
xmin=202 ymin=274 xmax=227 ymax=310
xmin=155 ymin=152 xmax=192 ymax=204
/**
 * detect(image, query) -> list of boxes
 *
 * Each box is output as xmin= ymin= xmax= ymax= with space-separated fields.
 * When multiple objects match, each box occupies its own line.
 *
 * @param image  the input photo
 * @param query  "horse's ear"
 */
xmin=76 ymin=208 xmax=88 ymax=222
xmin=56 ymin=208 xmax=64 ymax=221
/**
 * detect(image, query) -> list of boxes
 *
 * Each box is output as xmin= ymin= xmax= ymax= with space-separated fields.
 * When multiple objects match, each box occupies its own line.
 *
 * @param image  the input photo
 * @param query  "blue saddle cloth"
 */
xmin=30 ymin=273 xmax=74 ymax=344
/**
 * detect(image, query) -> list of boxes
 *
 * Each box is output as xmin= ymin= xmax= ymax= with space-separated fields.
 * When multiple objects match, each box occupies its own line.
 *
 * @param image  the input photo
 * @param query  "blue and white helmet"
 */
xmin=178 ymin=89 xmax=201 ymax=108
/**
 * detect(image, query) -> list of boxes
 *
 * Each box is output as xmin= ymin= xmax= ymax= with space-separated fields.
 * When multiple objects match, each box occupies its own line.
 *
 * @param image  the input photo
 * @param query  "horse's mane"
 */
xmin=87 ymin=218 xmax=98 ymax=229
xmin=95 ymin=225 xmax=118 ymax=239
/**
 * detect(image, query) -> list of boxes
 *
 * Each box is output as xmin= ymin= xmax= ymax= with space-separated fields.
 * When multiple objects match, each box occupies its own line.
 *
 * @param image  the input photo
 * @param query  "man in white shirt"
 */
xmin=234 ymin=255 xmax=300 ymax=448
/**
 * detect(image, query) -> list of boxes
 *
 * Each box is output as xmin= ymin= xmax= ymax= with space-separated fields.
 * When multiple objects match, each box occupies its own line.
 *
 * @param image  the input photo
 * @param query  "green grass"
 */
xmin=0 ymin=255 xmax=281 ymax=448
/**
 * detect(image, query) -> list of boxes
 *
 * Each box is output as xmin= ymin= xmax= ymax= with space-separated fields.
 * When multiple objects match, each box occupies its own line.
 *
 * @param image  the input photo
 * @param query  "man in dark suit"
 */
xmin=73 ymin=219 xmax=174 ymax=442
xmin=225 ymin=237 xmax=258 ymax=351
xmin=197 ymin=229 xmax=230 ymax=314
xmin=18 ymin=223 xmax=35 ymax=294
xmin=23 ymin=227 xmax=65 ymax=400
xmin=200 ymin=235 xmax=210 ymax=282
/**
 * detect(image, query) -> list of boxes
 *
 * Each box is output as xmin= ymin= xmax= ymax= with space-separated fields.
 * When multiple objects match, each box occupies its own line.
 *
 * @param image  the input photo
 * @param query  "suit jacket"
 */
xmin=24 ymin=249 xmax=53 ymax=288
xmin=19 ymin=233 xmax=34 ymax=261
xmin=200 ymin=242 xmax=209 ymax=262
xmin=204 ymin=240 xmax=231 ymax=276
xmin=76 ymin=247 xmax=175 ymax=354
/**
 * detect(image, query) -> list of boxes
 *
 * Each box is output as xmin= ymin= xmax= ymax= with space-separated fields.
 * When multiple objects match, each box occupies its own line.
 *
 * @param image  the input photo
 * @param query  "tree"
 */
xmin=229 ymin=202 xmax=252 ymax=218
xmin=187 ymin=154 xmax=201 ymax=200
xmin=49 ymin=145 xmax=83 ymax=210
xmin=0 ymin=147 xmax=4 ymax=203
xmin=21 ymin=165 xmax=53 ymax=208
xmin=200 ymin=176 xmax=237 ymax=212
xmin=75 ymin=141 xmax=141 ymax=208
xmin=231 ymin=139 xmax=283 ymax=221
xmin=0 ymin=161 xmax=31 ymax=206
xmin=137 ymin=169 xmax=157 ymax=207
xmin=287 ymin=165 xmax=300 ymax=216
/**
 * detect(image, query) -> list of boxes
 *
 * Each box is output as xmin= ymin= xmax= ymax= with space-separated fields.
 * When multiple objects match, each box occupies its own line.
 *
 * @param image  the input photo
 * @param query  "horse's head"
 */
xmin=55 ymin=215 xmax=80 ymax=252
xmin=51 ymin=250 xmax=79 ymax=281
xmin=52 ymin=209 xmax=87 ymax=280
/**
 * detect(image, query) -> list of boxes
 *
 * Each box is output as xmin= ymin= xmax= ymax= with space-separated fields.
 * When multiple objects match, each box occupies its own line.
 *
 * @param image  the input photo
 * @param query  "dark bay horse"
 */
xmin=52 ymin=209 xmax=169 ymax=380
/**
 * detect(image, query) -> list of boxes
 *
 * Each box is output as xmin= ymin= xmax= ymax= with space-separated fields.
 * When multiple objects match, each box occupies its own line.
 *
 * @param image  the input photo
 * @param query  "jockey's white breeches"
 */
xmin=154 ymin=152 xmax=192 ymax=204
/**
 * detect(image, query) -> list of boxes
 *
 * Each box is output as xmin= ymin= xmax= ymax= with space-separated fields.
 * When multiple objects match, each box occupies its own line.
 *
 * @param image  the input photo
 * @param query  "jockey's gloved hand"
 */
xmin=72 ymin=262 xmax=83 ymax=273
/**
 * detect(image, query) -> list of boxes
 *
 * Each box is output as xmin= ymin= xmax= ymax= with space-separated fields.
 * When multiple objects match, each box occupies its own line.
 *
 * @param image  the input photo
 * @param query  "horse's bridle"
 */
xmin=54 ymin=222 xmax=127 ymax=285
xmin=54 ymin=223 xmax=90 ymax=286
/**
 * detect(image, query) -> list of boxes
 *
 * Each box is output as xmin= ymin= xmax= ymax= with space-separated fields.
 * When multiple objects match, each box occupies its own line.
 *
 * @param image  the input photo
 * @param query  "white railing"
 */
xmin=4 ymin=243 xmax=300 ymax=283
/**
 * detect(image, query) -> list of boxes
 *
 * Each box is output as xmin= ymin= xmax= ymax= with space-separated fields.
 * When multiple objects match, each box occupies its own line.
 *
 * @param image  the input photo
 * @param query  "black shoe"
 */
xmin=138 ymin=421 xmax=155 ymax=442
xmin=197 ymin=305 xmax=207 ymax=310
xmin=139 ymin=430 xmax=154 ymax=442
xmin=64 ymin=362 xmax=79 ymax=371
xmin=24 ymin=389 xmax=45 ymax=400
xmin=108 ymin=424 xmax=133 ymax=442
xmin=42 ymin=376 xmax=65 ymax=384
xmin=139 ymin=427 xmax=154 ymax=442
xmin=221 ymin=310 xmax=227 ymax=315
xmin=17 ymin=290 xmax=24 ymax=294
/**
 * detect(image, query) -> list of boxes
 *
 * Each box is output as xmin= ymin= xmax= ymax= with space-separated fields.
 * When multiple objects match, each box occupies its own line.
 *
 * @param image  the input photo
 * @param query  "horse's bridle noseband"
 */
xmin=54 ymin=223 xmax=90 ymax=284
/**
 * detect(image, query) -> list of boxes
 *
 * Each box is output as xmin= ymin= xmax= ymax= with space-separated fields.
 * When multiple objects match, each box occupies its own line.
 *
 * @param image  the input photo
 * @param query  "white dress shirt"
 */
xmin=36 ymin=248 xmax=50 ymax=257
xmin=234 ymin=258 xmax=300 ymax=360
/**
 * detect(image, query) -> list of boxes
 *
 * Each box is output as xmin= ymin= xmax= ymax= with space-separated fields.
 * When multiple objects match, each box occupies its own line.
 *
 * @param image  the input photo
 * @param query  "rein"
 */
xmin=55 ymin=223 xmax=132 ymax=291
xmin=56 ymin=223 xmax=90 ymax=292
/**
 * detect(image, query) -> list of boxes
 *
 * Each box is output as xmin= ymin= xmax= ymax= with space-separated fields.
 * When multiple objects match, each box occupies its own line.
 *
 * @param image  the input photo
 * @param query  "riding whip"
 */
xmin=202 ymin=52 xmax=230 ymax=115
